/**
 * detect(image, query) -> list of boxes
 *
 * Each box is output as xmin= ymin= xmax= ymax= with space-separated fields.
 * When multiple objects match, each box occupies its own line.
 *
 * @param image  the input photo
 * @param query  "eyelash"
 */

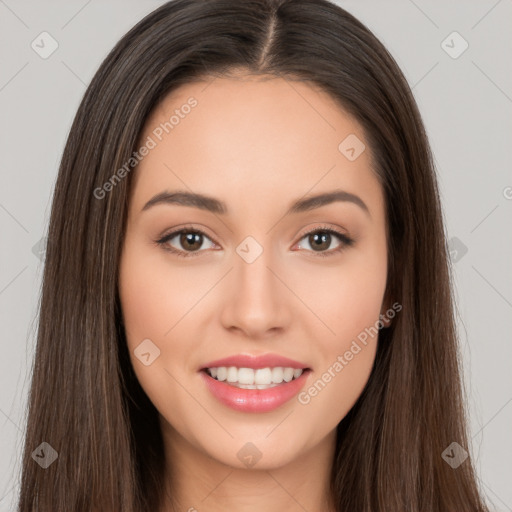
xmin=155 ymin=224 xmax=355 ymax=259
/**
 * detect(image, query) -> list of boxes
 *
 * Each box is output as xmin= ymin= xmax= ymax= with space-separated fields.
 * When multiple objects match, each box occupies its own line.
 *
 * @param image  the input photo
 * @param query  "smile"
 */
xmin=200 ymin=367 xmax=311 ymax=413
xmin=205 ymin=366 xmax=304 ymax=388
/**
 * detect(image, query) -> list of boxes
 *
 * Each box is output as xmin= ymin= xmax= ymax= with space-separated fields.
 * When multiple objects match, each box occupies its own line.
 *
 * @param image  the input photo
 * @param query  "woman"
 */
xmin=17 ymin=0 xmax=490 ymax=510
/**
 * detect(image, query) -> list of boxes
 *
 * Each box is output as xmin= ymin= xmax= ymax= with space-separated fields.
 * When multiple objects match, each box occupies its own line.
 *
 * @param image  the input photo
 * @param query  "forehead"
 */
xmin=130 ymin=75 xmax=382 ymax=217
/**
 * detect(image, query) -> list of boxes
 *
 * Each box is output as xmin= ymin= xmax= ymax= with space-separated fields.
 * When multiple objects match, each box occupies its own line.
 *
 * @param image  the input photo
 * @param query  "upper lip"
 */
xmin=200 ymin=353 xmax=310 ymax=371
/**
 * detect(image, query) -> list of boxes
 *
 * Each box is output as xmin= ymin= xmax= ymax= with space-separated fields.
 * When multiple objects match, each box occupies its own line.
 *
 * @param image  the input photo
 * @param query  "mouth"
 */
xmin=199 ymin=366 xmax=312 ymax=413
xmin=201 ymin=366 xmax=310 ymax=389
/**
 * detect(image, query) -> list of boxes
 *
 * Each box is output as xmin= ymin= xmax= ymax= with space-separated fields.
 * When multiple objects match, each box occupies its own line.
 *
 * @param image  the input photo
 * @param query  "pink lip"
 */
xmin=200 ymin=353 xmax=310 ymax=371
xmin=200 ymin=369 xmax=311 ymax=413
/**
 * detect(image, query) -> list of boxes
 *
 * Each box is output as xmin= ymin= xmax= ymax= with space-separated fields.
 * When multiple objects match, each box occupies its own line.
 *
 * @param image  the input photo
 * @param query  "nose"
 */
xmin=219 ymin=246 xmax=292 ymax=340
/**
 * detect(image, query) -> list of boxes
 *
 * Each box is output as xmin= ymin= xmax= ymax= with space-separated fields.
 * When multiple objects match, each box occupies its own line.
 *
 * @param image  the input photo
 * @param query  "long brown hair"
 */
xmin=17 ymin=0 xmax=489 ymax=510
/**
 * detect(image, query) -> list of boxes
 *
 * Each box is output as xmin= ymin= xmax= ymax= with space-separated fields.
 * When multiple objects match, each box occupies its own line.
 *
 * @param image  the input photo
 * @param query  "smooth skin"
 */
xmin=118 ymin=72 xmax=390 ymax=512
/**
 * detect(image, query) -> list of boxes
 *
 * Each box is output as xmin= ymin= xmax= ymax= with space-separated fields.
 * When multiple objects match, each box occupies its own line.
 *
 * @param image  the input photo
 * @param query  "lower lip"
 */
xmin=200 ymin=369 xmax=311 ymax=413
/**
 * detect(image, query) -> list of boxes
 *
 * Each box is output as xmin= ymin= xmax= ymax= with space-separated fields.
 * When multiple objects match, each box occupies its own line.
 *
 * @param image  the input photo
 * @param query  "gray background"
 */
xmin=1 ymin=0 xmax=511 ymax=510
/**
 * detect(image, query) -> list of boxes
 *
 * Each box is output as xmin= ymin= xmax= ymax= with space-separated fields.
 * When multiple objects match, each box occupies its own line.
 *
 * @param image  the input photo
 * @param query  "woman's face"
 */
xmin=119 ymin=74 xmax=390 ymax=471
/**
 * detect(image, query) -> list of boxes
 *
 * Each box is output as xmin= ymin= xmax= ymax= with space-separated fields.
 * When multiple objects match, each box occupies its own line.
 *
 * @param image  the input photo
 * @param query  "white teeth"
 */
xmin=271 ymin=367 xmax=284 ymax=384
xmin=232 ymin=383 xmax=280 ymax=390
xmin=206 ymin=366 xmax=305 ymax=385
xmin=226 ymin=366 xmax=238 ymax=383
xmin=255 ymin=368 xmax=272 ymax=385
xmin=216 ymin=367 xmax=227 ymax=381
xmin=283 ymin=367 xmax=294 ymax=382
xmin=238 ymin=367 xmax=255 ymax=384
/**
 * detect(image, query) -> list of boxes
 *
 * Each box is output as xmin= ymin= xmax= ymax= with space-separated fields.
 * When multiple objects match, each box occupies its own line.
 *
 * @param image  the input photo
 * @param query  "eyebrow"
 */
xmin=141 ymin=189 xmax=370 ymax=217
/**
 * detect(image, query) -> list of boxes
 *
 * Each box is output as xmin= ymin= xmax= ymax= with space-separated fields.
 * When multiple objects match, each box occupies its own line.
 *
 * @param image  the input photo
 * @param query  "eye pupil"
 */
xmin=310 ymin=232 xmax=331 ymax=251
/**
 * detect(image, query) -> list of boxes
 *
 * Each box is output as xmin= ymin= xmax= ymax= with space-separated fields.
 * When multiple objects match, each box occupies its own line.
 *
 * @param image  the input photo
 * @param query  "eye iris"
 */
xmin=181 ymin=232 xmax=202 ymax=251
xmin=310 ymin=231 xmax=331 ymax=251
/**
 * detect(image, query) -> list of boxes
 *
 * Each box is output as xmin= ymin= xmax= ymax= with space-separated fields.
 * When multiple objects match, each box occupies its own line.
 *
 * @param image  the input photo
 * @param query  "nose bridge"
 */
xmin=220 ymin=233 xmax=290 ymax=336
xmin=237 ymin=240 xmax=274 ymax=293
xmin=235 ymin=233 xmax=280 ymax=306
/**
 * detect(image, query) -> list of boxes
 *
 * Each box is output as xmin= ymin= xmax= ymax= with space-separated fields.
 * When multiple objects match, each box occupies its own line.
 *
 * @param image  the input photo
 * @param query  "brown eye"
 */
xmin=156 ymin=225 xmax=354 ymax=259
xmin=296 ymin=226 xmax=355 ymax=257
xmin=178 ymin=232 xmax=203 ymax=251
xmin=156 ymin=229 xmax=216 ymax=257
xmin=307 ymin=231 xmax=333 ymax=252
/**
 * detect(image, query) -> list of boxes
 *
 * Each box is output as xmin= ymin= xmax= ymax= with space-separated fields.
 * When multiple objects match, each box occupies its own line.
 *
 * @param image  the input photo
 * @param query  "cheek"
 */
xmin=298 ymin=339 xmax=377 ymax=424
xmin=297 ymin=268 xmax=384 ymax=419
xmin=119 ymin=243 xmax=203 ymax=342
xmin=118 ymin=245 xmax=193 ymax=418
xmin=294 ymin=249 xmax=387 ymax=346
xmin=118 ymin=242 xmax=182 ymax=394
xmin=119 ymin=264 xmax=167 ymax=341
xmin=294 ymin=244 xmax=386 ymax=415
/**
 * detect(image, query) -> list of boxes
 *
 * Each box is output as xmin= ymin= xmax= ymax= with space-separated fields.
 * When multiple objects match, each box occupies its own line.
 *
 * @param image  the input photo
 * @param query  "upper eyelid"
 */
xmin=158 ymin=225 xmax=217 ymax=245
